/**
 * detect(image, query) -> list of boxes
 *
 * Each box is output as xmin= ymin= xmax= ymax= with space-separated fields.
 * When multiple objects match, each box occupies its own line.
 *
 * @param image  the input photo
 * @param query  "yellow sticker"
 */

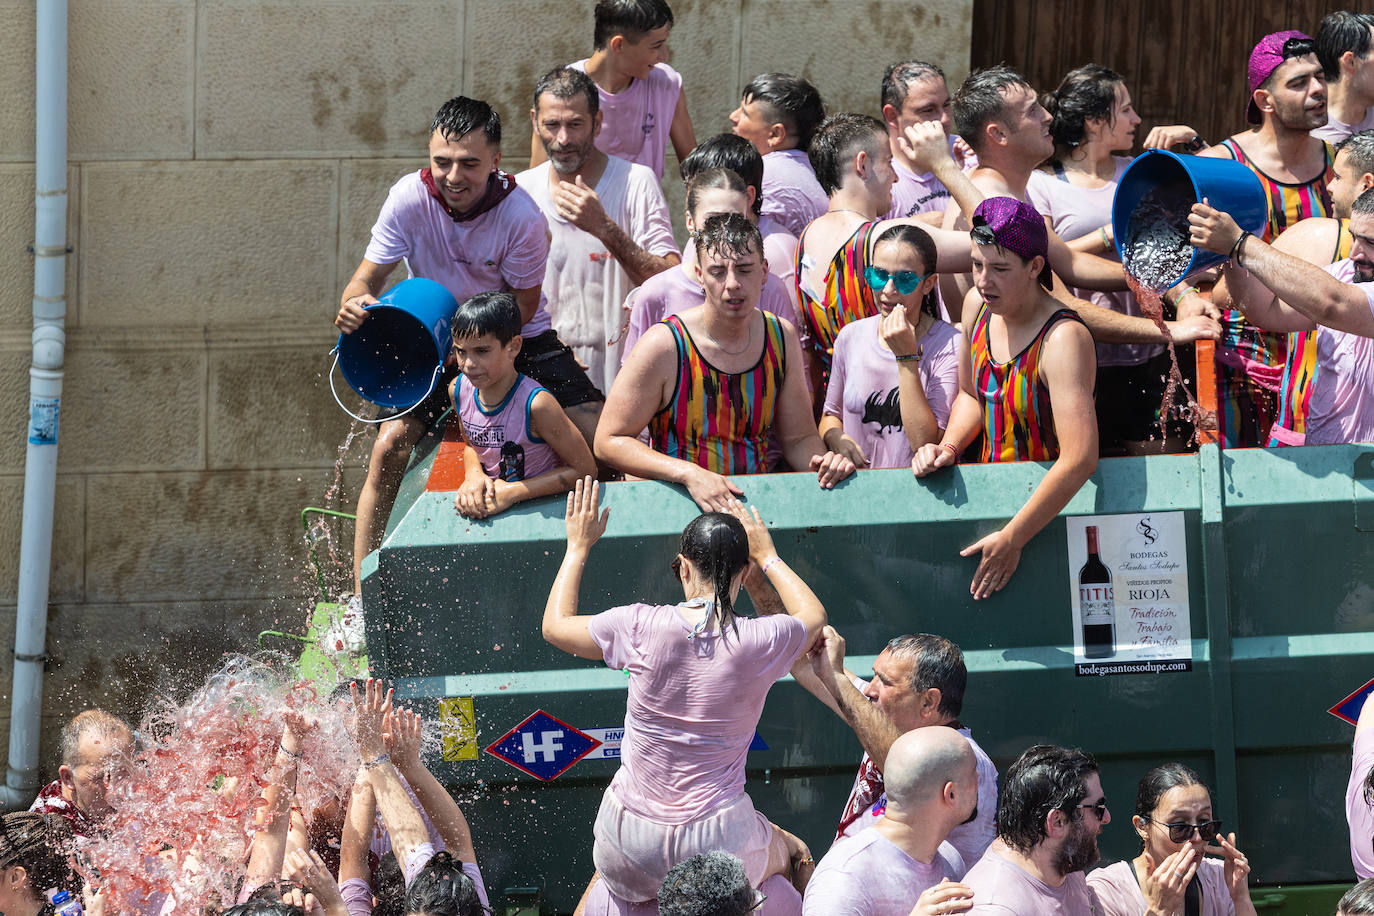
xmin=438 ymin=697 xmax=478 ymax=762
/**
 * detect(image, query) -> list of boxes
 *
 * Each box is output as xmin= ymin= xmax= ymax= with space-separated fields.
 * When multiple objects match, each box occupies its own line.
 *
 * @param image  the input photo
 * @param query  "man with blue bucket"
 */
xmin=335 ymin=96 xmax=604 ymax=597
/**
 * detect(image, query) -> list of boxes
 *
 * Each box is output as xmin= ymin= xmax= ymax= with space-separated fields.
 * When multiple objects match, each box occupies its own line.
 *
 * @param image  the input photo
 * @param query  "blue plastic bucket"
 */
xmin=1112 ymin=150 xmax=1268 ymax=287
xmin=332 ymin=277 xmax=457 ymax=416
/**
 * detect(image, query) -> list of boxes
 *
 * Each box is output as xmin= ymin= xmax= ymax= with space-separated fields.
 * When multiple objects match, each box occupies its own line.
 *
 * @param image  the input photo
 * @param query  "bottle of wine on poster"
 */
xmin=1079 ymin=525 xmax=1115 ymax=658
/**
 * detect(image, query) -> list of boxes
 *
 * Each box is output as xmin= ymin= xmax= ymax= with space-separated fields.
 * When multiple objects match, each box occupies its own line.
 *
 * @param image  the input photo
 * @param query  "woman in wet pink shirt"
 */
xmin=542 ymin=480 xmax=826 ymax=904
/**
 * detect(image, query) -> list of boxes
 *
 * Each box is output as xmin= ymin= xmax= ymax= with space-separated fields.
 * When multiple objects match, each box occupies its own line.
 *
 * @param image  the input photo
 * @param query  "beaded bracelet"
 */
xmin=760 ymin=556 xmax=783 ymax=576
xmin=362 ymin=753 xmax=391 ymax=770
xmin=278 ymin=742 xmax=303 ymax=760
xmin=894 ymin=352 xmax=921 ymax=363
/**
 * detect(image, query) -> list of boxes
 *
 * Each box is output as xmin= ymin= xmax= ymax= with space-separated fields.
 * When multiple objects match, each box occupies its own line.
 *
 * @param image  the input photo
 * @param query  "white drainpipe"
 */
xmin=1 ymin=0 xmax=68 ymax=809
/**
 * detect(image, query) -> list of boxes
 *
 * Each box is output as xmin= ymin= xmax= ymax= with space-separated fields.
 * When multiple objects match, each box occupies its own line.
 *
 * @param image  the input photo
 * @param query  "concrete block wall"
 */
xmin=0 ymin=0 xmax=971 ymax=779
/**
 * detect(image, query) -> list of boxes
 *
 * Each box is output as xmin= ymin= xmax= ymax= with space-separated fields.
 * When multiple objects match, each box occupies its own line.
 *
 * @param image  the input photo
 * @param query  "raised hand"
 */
xmin=565 ymin=477 xmax=610 ymax=554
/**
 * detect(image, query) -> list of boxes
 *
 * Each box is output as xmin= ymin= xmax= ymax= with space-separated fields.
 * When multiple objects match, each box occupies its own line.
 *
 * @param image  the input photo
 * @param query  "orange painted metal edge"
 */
xmin=425 ymin=419 xmax=467 ymax=491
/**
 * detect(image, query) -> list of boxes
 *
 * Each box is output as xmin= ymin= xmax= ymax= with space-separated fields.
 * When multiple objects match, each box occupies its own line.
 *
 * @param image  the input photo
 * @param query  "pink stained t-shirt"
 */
xmin=802 ymin=829 xmax=960 ymax=916
xmin=964 ymin=846 xmax=1099 ymax=915
xmin=364 ymin=170 xmax=553 ymax=337
xmin=822 ymin=315 xmax=960 ymax=469
xmin=758 ymin=214 xmax=801 ymax=305
xmin=1087 ymin=858 xmax=1233 ymax=916
xmin=762 ymin=149 xmax=829 ymax=237
xmin=1348 ymin=694 xmax=1374 ymax=878
xmin=1313 ymin=108 xmax=1374 ymax=145
xmin=455 ymin=373 xmax=562 ymax=481
xmin=620 ymin=264 xmax=802 ymax=360
xmin=587 ymin=604 xmax=808 ymax=824
xmin=1026 ymin=159 xmax=1163 ymax=368
xmin=570 ymin=60 xmax=682 ymax=181
xmin=886 ymin=159 xmax=953 ymax=220
xmin=517 ymin=157 xmax=680 ymax=394
xmin=1303 ymin=259 xmax=1374 ymax=446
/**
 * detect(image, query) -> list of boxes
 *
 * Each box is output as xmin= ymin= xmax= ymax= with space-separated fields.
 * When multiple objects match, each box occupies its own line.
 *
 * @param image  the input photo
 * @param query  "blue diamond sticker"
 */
xmin=485 ymin=710 xmax=601 ymax=780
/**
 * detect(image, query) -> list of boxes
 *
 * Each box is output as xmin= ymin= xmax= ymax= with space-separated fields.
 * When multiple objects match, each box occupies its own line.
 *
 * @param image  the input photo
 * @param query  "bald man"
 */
xmin=802 ymin=727 xmax=978 ymax=916
xmin=30 ymin=708 xmax=134 ymax=838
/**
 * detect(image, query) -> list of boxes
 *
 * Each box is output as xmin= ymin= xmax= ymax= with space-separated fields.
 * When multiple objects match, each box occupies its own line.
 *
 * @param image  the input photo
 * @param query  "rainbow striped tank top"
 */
xmin=1269 ymin=218 xmax=1353 ymax=446
xmin=1217 ymin=139 xmax=1335 ymax=373
xmin=648 ymin=312 xmax=787 ymax=475
xmin=795 ymin=221 xmax=880 ymax=370
xmin=970 ymin=303 xmax=1087 ymax=462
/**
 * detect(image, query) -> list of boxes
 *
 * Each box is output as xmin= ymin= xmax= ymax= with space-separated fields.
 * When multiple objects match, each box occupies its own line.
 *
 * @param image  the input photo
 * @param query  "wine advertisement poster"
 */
xmin=1065 ymin=512 xmax=1192 ymax=677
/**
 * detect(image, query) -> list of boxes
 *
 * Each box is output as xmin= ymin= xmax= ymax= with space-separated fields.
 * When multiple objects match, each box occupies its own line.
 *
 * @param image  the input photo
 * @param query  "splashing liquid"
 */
xmin=81 ymin=655 xmax=360 ymax=914
xmin=1125 ymin=275 xmax=1215 ymax=443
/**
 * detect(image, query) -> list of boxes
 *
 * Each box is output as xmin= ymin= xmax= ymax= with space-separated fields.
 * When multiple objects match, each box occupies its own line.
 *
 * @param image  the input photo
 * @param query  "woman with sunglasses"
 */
xmin=544 ymin=479 xmax=823 ymax=906
xmin=819 ymin=223 xmax=959 ymax=469
xmin=1087 ymin=763 xmax=1256 ymax=916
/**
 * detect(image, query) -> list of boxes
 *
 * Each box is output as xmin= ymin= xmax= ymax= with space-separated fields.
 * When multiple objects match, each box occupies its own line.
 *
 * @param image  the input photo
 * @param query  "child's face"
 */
xmin=617 ymin=25 xmax=670 ymax=80
xmin=453 ymin=332 xmax=519 ymax=388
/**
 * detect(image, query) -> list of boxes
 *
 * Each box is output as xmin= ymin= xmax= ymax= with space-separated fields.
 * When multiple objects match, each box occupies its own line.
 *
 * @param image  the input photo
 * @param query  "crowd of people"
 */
xmin=335 ymin=2 xmax=1374 ymax=602
xmin=16 ymin=2 xmax=1374 ymax=915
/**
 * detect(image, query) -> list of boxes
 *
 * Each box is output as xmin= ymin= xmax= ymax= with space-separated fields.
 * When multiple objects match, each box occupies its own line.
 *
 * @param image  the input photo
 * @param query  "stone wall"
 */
xmin=0 ymin=0 xmax=971 ymax=778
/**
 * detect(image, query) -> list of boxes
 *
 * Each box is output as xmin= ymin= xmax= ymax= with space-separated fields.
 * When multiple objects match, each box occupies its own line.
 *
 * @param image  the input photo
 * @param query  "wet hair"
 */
xmin=1340 ymin=130 xmax=1374 ymax=179
xmin=658 ymin=851 xmax=754 ymax=916
xmin=326 ymin=677 xmax=367 ymax=705
xmin=61 ymin=708 xmax=133 ymax=767
xmin=452 ymin=291 xmax=522 ymax=345
xmin=1354 ymin=186 xmax=1374 ymax=221
xmin=996 ymin=745 xmax=1099 ymax=854
xmin=681 ymin=135 xmax=765 ymax=217
xmin=430 ymin=97 xmax=501 ymax=147
xmin=1339 ymin=877 xmax=1374 ymax=915
xmin=881 ymin=60 xmax=947 ymax=112
xmin=871 ymin=225 xmax=940 ymax=321
xmin=953 ymin=65 xmax=1032 ymax=154
xmin=741 ymin=73 xmax=826 ymax=149
xmin=685 ymin=168 xmax=748 ymax=222
xmin=692 ymin=212 xmax=764 ymax=266
xmin=374 ymin=850 xmax=406 ymax=916
xmin=593 ymin=0 xmax=674 ymax=50
xmin=1043 ymin=64 xmax=1124 ymax=159
xmin=1133 ymin=763 xmax=1205 ymax=842
xmin=677 ymin=511 xmax=751 ymax=636
xmin=881 ymin=631 xmax=965 ymax=715
xmin=221 ymin=904 xmax=303 ymax=916
xmin=0 ymin=812 xmax=80 ymax=907
xmin=1318 ymin=11 xmax=1374 ymax=81
xmin=808 ymin=113 xmax=886 ymax=195
xmin=404 ymin=851 xmax=487 ymax=916
xmin=532 ymin=66 xmax=600 ymax=118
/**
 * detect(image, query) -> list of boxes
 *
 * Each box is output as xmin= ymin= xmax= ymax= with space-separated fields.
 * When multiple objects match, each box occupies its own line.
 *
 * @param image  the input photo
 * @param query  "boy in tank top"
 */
xmin=448 ymin=292 xmax=597 ymax=519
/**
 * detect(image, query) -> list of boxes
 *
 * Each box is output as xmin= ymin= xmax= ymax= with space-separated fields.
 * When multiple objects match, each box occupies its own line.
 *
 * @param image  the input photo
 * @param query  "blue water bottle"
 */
xmin=50 ymin=889 xmax=83 ymax=916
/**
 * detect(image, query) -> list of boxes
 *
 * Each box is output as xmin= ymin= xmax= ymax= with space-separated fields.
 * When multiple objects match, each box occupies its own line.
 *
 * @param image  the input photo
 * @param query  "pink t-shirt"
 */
xmin=517 ymin=157 xmax=680 ymax=394
xmin=1087 ymin=858 xmax=1233 ymax=916
xmin=838 ymin=726 xmax=999 ymax=875
xmin=620 ymin=265 xmax=802 ymax=360
xmin=1026 ymin=159 xmax=1163 ymax=368
xmin=455 ymin=373 xmax=562 ymax=481
xmin=886 ymin=160 xmax=953 ymax=220
xmin=803 ymin=829 xmax=960 ymax=916
xmin=758 ymin=214 xmax=801 ymax=302
xmin=762 ymin=149 xmax=829 ymax=237
xmin=822 ymin=316 xmax=960 ymax=469
xmin=570 ymin=60 xmax=682 ymax=181
xmin=964 ymin=846 xmax=1098 ymax=915
xmin=1348 ymin=696 xmax=1374 ymax=878
xmin=364 ymin=171 xmax=553 ymax=336
xmin=587 ymin=604 xmax=808 ymax=824
xmin=1303 ymin=259 xmax=1374 ymax=446
xmin=1313 ymin=108 xmax=1374 ymax=144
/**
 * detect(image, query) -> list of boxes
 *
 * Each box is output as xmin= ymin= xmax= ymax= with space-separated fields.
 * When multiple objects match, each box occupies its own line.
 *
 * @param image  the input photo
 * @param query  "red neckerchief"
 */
xmin=835 ymin=753 xmax=884 ymax=841
xmin=29 ymin=780 xmax=95 ymax=838
xmin=420 ymin=168 xmax=517 ymax=222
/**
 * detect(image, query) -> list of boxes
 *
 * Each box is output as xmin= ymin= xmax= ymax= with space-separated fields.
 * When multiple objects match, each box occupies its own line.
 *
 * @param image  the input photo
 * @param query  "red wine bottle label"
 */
xmin=1080 ymin=589 xmax=1114 ymax=624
